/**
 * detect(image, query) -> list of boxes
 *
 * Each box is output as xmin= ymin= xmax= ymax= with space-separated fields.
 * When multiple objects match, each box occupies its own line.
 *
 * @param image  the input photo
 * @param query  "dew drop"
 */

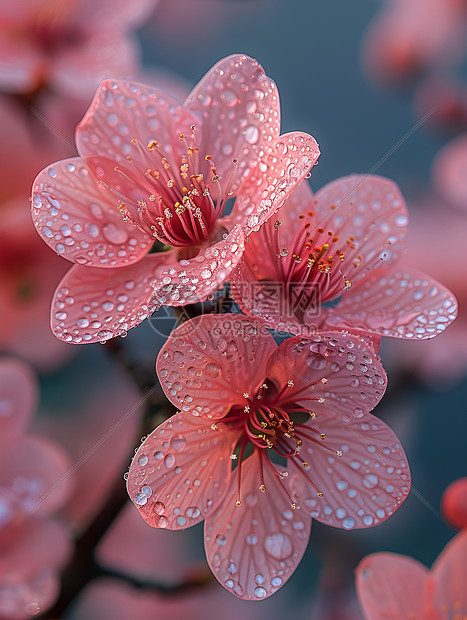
xmin=153 ymin=501 xmax=165 ymax=515
xmin=254 ymin=586 xmax=267 ymax=599
xmin=164 ymin=453 xmax=175 ymax=468
xmin=205 ymin=362 xmax=221 ymax=377
xmin=156 ymin=514 xmax=169 ymax=528
xmin=103 ymin=223 xmax=128 ymax=244
xmin=363 ymin=474 xmax=378 ymax=489
xmin=264 ymin=533 xmax=293 ymax=560
xmin=171 ymin=435 xmax=187 ymax=451
xmin=134 ymin=493 xmax=148 ymax=506
xmin=342 ymin=517 xmax=356 ymax=529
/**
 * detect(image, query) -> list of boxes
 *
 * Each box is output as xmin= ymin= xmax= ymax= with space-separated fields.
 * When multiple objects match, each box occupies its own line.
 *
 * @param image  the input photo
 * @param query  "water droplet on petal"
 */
xmin=264 ymin=533 xmax=293 ymax=560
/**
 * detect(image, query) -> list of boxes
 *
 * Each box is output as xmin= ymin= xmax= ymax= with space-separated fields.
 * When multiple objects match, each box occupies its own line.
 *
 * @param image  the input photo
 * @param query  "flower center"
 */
xmin=258 ymin=211 xmax=361 ymax=319
xmin=218 ymin=376 xmax=343 ymax=510
xmin=113 ymin=127 xmax=238 ymax=249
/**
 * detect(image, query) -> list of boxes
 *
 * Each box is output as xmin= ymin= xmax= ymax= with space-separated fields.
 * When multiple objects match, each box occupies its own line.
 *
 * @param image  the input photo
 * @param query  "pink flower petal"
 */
xmin=51 ymin=227 xmax=244 ymax=343
xmin=356 ymin=552 xmax=428 ymax=620
xmin=204 ymin=455 xmax=311 ymax=600
xmin=0 ymin=569 xmax=59 ymax=620
xmin=185 ymin=54 xmax=281 ymax=191
xmin=323 ymin=266 xmax=458 ymax=339
xmin=231 ymin=259 xmax=304 ymax=335
xmin=266 ymin=332 xmax=387 ymax=420
xmin=431 ymin=529 xmax=467 ymax=616
xmin=0 ymin=517 xmax=70 ymax=584
xmin=291 ymin=413 xmax=410 ymax=529
xmin=127 ymin=412 xmax=238 ymax=529
xmin=151 ymin=224 xmax=245 ymax=307
xmin=313 ymin=175 xmax=408 ymax=283
xmin=32 ymin=158 xmax=151 ymax=268
xmin=74 ymin=0 xmax=158 ymax=31
xmin=50 ymin=253 xmax=173 ymax=343
xmin=0 ymin=359 xmax=36 ymax=456
xmin=51 ymin=32 xmax=139 ymax=98
xmin=0 ymin=37 xmax=39 ymax=93
xmin=156 ymin=314 xmax=277 ymax=419
xmin=76 ymin=79 xmax=197 ymax=167
xmin=232 ymin=132 xmax=320 ymax=235
xmin=0 ymin=436 xmax=71 ymax=520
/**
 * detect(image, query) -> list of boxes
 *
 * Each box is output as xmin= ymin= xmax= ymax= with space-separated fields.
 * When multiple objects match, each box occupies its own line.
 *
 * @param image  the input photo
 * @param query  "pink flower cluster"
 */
xmin=29 ymin=52 xmax=458 ymax=602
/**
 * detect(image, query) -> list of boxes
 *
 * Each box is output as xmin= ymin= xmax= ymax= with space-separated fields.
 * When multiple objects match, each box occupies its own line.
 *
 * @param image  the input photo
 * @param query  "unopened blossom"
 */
xmin=356 ymin=529 xmax=467 ymax=619
xmin=231 ymin=176 xmax=457 ymax=341
xmin=0 ymin=0 xmax=158 ymax=97
xmin=31 ymin=54 xmax=320 ymax=344
xmin=128 ymin=314 xmax=410 ymax=600
xmin=441 ymin=477 xmax=467 ymax=531
xmin=0 ymin=358 xmax=71 ymax=619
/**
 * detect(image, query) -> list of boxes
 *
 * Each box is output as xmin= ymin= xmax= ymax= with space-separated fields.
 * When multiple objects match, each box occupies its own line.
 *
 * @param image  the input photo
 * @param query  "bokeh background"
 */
xmin=1 ymin=0 xmax=466 ymax=618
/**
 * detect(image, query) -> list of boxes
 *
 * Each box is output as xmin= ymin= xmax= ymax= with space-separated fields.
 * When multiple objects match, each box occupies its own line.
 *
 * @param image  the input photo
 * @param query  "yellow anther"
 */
xmin=320 ymin=433 xmax=326 ymax=440
xmin=147 ymin=140 xmax=158 ymax=150
xmin=302 ymin=462 xmax=309 ymax=468
xmin=317 ymin=492 xmax=324 ymax=497
xmin=235 ymin=500 xmax=242 ymax=507
xmin=259 ymin=484 xmax=266 ymax=493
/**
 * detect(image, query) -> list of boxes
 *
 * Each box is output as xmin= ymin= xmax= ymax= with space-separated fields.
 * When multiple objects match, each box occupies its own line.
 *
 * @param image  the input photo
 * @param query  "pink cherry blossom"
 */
xmin=441 ymin=477 xmax=467 ymax=531
xmin=0 ymin=0 xmax=158 ymax=97
xmin=127 ymin=314 xmax=410 ymax=600
xmin=362 ymin=0 xmax=467 ymax=86
xmin=231 ymin=176 xmax=457 ymax=341
xmin=356 ymin=529 xmax=467 ymax=619
xmin=432 ymin=132 xmax=467 ymax=212
xmin=0 ymin=358 xmax=71 ymax=618
xmin=32 ymin=54 xmax=320 ymax=344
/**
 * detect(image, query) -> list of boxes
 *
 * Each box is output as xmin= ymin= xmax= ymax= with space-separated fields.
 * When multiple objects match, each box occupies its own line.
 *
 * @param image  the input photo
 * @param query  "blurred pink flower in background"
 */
xmin=232 ymin=176 xmax=457 ymax=342
xmin=356 ymin=528 xmax=467 ymax=619
xmin=441 ymin=477 xmax=467 ymax=531
xmin=128 ymin=313 xmax=410 ymax=599
xmin=37 ymin=362 xmax=143 ymax=531
xmin=0 ymin=96 xmax=75 ymax=370
xmin=432 ymin=132 xmax=467 ymax=211
xmin=0 ymin=358 xmax=71 ymax=618
xmin=362 ymin=0 xmax=467 ymax=86
xmin=383 ymin=197 xmax=467 ymax=387
xmin=31 ymin=54 xmax=320 ymax=344
xmin=414 ymin=77 xmax=467 ymax=134
xmin=74 ymin=578 xmax=266 ymax=620
xmin=0 ymin=0 xmax=159 ymax=97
